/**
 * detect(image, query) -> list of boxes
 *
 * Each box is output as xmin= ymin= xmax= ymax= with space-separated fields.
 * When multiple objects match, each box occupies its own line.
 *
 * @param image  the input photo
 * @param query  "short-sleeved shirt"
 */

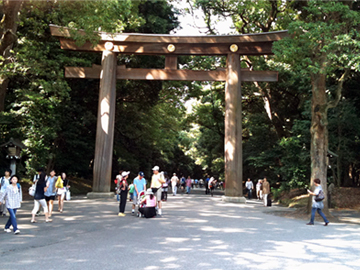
xmin=312 ymin=185 xmax=324 ymax=209
xmin=34 ymin=181 xmax=47 ymax=200
xmin=151 ymin=174 xmax=164 ymax=189
xmin=134 ymin=177 xmax=146 ymax=197
xmin=129 ymin=184 xmax=135 ymax=193
xmin=0 ymin=176 xmax=10 ymax=193
xmin=186 ymin=178 xmax=191 ymax=187
xmin=45 ymin=176 xmax=57 ymax=196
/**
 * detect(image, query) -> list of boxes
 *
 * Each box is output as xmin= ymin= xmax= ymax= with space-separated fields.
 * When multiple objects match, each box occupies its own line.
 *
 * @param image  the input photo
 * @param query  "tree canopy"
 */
xmin=1 ymin=0 xmax=360 ymax=194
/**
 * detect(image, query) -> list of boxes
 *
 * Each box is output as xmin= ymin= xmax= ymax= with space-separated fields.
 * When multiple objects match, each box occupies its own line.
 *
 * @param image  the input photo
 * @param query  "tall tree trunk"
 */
xmin=308 ymin=72 xmax=329 ymax=214
xmin=0 ymin=0 xmax=23 ymax=112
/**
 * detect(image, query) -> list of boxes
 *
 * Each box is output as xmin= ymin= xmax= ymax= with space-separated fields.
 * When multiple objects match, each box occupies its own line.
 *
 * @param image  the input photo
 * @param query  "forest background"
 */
xmin=1 ymin=0 xmax=360 ymax=199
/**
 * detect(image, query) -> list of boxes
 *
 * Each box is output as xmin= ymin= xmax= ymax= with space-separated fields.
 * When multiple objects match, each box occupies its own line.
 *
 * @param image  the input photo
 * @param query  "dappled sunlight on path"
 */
xmin=0 ymin=194 xmax=359 ymax=270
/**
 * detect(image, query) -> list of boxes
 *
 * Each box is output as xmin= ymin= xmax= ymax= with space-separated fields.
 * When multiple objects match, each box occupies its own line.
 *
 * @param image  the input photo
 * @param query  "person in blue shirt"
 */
xmin=0 ymin=169 xmax=12 ymax=216
xmin=205 ymin=177 xmax=210 ymax=194
xmin=45 ymin=170 xmax=57 ymax=218
xmin=132 ymin=172 xmax=147 ymax=215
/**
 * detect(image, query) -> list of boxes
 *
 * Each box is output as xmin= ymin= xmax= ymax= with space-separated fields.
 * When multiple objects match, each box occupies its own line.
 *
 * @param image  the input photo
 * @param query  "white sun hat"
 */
xmin=121 ymin=171 xmax=130 ymax=177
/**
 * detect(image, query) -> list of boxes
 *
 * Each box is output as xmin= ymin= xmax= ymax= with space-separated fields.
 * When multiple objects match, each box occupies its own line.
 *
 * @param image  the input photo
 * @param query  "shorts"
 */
xmin=132 ymin=194 xmax=138 ymax=205
xmin=45 ymin=195 xmax=55 ymax=201
xmin=151 ymin=188 xmax=162 ymax=201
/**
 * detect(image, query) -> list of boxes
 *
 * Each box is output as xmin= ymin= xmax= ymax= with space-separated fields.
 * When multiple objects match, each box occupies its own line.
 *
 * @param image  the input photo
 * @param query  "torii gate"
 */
xmin=50 ymin=25 xmax=287 ymax=202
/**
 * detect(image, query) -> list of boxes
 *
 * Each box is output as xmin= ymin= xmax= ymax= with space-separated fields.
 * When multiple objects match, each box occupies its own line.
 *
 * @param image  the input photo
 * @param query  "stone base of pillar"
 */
xmin=87 ymin=192 xmax=115 ymax=199
xmin=222 ymin=196 xmax=247 ymax=203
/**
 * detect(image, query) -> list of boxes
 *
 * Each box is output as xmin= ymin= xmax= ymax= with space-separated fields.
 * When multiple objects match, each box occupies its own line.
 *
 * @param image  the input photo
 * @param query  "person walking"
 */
xmin=161 ymin=172 xmax=170 ymax=201
xmin=185 ymin=176 xmax=192 ymax=194
xmin=150 ymin=166 xmax=165 ymax=216
xmin=31 ymin=172 xmax=51 ymax=223
xmin=45 ymin=170 xmax=57 ymax=217
xmin=205 ymin=176 xmax=210 ymax=194
xmin=306 ymin=178 xmax=329 ymax=226
xmin=55 ymin=172 xmax=69 ymax=213
xmin=208 ymin=177 xmax=217 ymax=197
xmin=132 ymin=171 xmax=146 ymax=216
xmin=118 ymin=171 xmax=130 ymax=217
xmin=171 ymin=173 xmax=179 ymax=196
xmin=262 ymin=177 xmax=270 ymax=207
xmin=256 ymin=179 xmax=263 ymax=200
xmin=0 ymin=175 xmax=22 ymax=234
xmin=0 ymin=169 xmax=12 ymax=217
xmin=245 ymin=178 xmax=254 ymax=200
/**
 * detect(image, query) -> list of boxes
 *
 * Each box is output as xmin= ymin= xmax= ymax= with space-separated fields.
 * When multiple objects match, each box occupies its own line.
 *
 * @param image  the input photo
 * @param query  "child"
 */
xmin=128 ymin=181 xmax=135 ymax=202
xmin=0 ymin=175 xmax=22 ymax=234
xmin=138 ymin=188 xmax=157 ymax=218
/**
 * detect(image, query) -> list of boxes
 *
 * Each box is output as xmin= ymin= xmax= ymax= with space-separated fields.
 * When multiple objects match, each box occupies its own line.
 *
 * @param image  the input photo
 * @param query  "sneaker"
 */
xmin=306 ymin=222 xmax=314 ymax=225
xmin=4 ymin=228 xmax=11 ymax=233
xmin=14 ymin=230 xmax=20 ymax=235
xmin=324 ymin=222 xmax=329 ymax=226
xmin=131 ymin=211 xmax=135 ymax=216
xmin=45 ymin=219 xmax=52 ymax=223
xmin=118 ymin=213 xmax=125 ymax=217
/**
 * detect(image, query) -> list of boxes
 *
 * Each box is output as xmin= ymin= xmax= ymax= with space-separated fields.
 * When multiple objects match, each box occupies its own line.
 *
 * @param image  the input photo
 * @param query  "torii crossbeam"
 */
xmin=50 ymin=25 xmax=287 ymax=201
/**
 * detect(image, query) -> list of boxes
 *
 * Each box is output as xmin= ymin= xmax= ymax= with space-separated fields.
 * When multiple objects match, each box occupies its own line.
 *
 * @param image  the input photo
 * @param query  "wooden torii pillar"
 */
xmin=50 ymin=25 xmax=287 ymax=200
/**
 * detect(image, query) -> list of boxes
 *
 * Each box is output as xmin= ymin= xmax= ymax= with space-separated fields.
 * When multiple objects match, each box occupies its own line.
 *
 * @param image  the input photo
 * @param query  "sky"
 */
xmin=170 ymin=1 xmax=234 ymax=36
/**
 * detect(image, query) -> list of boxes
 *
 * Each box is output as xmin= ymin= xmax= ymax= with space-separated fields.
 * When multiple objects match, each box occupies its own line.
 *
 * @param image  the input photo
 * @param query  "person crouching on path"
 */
xmin=132 ymin=172 xmax=146 ymax=216
xmin=31 ymin=172 xmax=51 ymax=223
xmin=0 ymin=175 xmax=22 ymax=234
xmin=118 ymin=171 xmax=130 ymax=217
xmin=138 ymin=189 xmax=157 ymax=218
xmin=307 ymin=178 xmax=329 ymax=226
xmin=150 ymin=166 xmax=165 ymax=216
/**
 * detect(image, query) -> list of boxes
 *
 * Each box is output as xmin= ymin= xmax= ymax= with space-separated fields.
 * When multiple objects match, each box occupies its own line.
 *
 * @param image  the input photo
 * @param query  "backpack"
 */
xmin=315 ymin=189 xmax=325 ymax=202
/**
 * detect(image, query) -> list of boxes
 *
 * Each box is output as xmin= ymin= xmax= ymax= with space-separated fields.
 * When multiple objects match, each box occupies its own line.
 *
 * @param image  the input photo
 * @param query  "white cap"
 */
xmin=121 ymin=171 xmax=130 ymax=177
xmin=152 ymin=166 xmax=159 ymax=171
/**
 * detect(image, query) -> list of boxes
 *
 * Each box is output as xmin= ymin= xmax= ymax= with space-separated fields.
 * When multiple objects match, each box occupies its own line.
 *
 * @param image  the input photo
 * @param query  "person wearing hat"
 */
xmin=138 ymin=188 xmax=157 ymax=218
xmin=131 ymin=171 xmax=147 ymax=215
xmin=118 ymin=171 xmax=130 ymax=217
xmin=150 ymin=166 xmax=165 ymax=216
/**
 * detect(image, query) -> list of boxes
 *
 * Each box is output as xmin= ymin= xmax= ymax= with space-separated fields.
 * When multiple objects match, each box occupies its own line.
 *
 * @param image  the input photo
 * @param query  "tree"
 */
xmin=273 ymin=1 xmax=360 ymax=213
xmin=0 ymin=0 xmax=23 ymax=112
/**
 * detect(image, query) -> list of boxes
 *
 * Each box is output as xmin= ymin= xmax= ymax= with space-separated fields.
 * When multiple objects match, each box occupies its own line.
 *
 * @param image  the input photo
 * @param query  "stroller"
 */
xmin=136 ymin=190 xmax=146 ymax=217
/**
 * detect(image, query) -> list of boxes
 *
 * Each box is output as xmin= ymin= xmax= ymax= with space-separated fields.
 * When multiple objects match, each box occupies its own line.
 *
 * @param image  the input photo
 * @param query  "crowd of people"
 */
xmin=114 ymin=167 xmax=221 ymax=218
xmin=1 ymin=167 xmax=330 ymax=234
xmin=0 ymin=167 xmax=70 ymax=235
